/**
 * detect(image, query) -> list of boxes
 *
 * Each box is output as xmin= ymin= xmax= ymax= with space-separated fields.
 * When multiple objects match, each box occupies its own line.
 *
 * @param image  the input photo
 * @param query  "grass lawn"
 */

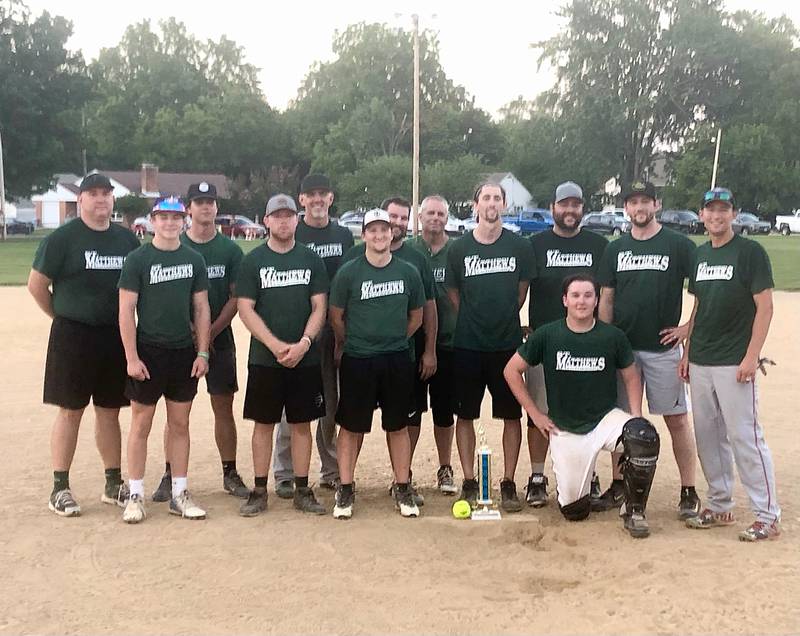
xmin=2 ymin=231 xmax=798 ymax=289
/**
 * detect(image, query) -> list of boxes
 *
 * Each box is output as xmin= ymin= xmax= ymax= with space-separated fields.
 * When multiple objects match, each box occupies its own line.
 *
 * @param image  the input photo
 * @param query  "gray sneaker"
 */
xmin=101 ymin=482 xmax=130 ymax=507
xmin=168 ymin=490 xmax=206 ymax=520
xmin=275 ymin=479 xmax=294 ymax=499
xmin=436 ymin=465 xmax=458 ymax=495
xmin=394 ymin=484 xmax=420 ymax=518
xmin=678 ymin=487 xmax=701 ymax=520
xmin=623 ymin=511 xmax=651 ymax=538
xmin=294 ymin=486 xmax=326 ymax=515
xmin=525 ymin=473 xmax=548 ymax=508
xmin=49 ymin=488 xmax=81 ymax=517
xmin=151 ymin=473 xmax=171 ymax=503
xmin=240 ymin=489 xmax=268 ymax=517
xmin=500 ymin=479 xmax=523 ymax=513
xmin=460 ymin=479 xmax=479 ymax=507
xmin=223 ymin=471 xmax=250 ymax=498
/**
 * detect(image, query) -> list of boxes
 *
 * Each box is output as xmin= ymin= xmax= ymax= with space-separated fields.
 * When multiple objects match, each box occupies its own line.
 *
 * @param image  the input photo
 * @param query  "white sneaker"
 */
xmin=333 ymin=487 xmax=353 ymax=520
xmin=122 ymin=494 xmax=146 ymax=524
xmin=169 ymin=490 xmax=206 ymax=520
xmin=394 ymin=486 xmax=420 ymax=518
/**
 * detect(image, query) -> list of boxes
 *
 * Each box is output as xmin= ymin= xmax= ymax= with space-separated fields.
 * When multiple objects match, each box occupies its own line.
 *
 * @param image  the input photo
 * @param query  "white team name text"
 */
xmin=616 ymin=251 xmax=670 ymax=272
xmin=463 ymin=255 xmax=516 ymax=277
xmin=149 ymin=263 xmax=194 ymax=284
xmin=695 ymin=262 xmax=734 ymax=281
xmin=84 ymin=251 xmax=125 ymax=270
xmin=207 ymin=265 xmax=226 ymax=279
xmin=556 ymin=351 xmax=606 ymax=372
xmin=259 ymin=267 xmax=312 ymax=289
xmin=361 ymin=280 xmax=405 ymax=300
xmin=307 ymin=242 xmax=343 ymax=259
xmin=432 ymin=266 xmax=446 ymax=282
xmin=546 ymin=250 xmax=593 ymax=268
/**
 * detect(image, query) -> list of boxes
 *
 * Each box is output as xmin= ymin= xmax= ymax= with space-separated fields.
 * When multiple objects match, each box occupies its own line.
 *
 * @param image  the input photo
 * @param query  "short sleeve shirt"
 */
xmin=408 ymin=235 xmax=456 ymax=349
xmin=597 ymin=227 xmax=696 ymax=351
xmin=329 ymin=254 xmax=425 ymax=357
xmin=517 ymin=320 xmax=634 ymax=434
xmin=180 ymin=232 xmax=243 ymax=350
xmin=445 ymin=229 xmax=536 ymax=351
xmin=688 ymin=234 xmax=774 ymax=366
xmin=236 ymin=242 xmax=329 ymax=368
xmin=295 ymin=219 xmax=355 ymax=280
xmin=118 ymin=243 xmax=209 ymax=348
xmin=342 ymin=241 xmax=435 ymax=301
xmin=32 ymin=219 xmax=140 ymax=326
xmin=529 ymin=229 xmax=608 ymax=329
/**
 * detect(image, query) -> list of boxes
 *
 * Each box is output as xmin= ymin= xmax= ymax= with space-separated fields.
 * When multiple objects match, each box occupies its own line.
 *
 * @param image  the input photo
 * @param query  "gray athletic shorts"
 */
xmin=617 ymin=346 xmax=688 ymax=416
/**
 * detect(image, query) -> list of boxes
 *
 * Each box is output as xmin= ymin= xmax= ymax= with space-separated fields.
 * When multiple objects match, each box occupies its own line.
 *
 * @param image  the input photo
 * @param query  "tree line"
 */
xmin=1 ymin=0 xmax=798 ymax=220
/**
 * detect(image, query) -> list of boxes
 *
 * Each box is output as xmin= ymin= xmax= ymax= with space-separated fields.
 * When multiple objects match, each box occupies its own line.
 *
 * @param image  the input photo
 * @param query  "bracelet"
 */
xmin=197 ymin=351 xmax=209 ymax=360
xmin=301 ymin=335 xmax=313 ymax=347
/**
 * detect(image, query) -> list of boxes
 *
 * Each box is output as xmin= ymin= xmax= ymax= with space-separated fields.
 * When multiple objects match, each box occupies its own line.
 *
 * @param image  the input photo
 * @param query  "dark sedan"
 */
xmin=733 ymin=213 xmax=771 ymax=236
xmin=658 ymin=210 xmax=703 ymax=234
xmin=4 ymin=218 xmax=36 ymax=235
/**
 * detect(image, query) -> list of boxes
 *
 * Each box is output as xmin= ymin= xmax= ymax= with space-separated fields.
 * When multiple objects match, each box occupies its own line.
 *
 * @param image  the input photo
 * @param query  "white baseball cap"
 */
xmin=362 ymin=208 xmax=391 ymax=230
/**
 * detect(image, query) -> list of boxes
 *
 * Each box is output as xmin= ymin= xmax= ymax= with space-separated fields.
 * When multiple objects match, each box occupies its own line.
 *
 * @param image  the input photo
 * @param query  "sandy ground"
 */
xmin=0 ymin=286 xmax=798 ymax=635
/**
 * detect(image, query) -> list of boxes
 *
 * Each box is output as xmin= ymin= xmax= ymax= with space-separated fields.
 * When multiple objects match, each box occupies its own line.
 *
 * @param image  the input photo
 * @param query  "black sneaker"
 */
xmin=623 ymin=511 xmax=651 ymax=538
xmin=678 ymin=487 xmax=701 ymax=520
xmin=591 ymin=479 xmax=624 ymax=512
xmin=525 ymin=473 xmax=548 ymax=508
xmin=393 ymin=484 xmax=420 ymax=518
xmin=101 ymin=481 xmax=129 ymax=507
xmin=275 ymin=479 xmax=294 ymax=499
xmin=151 ymin=472 xmax=171 ymax=503
xmin=294 ymin=486 xmax=326 ymax=515
xmin=239 ymin=489 xmax=268 ymax=517
xmin=49 ymin=488 xmax=81 ymax=517
xmin=389 ymin=482 xmax=424 ymax=507
xmin=500 ymin=479 xmax=523 ymax=513
xmin=223 ymin=470 xmax=250 ymax=498
xmin=436 ymin=465 xmax=458 ymax=494
xmin=590 ymin=473 xmax=602 ymax=501
xmin=333 ymin=486 xmax=354 ymax=520
xmin=460 ymin=478 xmax=479 ymax=507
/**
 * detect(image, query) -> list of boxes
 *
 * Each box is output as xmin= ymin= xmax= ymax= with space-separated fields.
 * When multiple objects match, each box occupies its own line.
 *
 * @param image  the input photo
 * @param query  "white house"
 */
xmin=484 ymin=172 xmax=534 ymax=212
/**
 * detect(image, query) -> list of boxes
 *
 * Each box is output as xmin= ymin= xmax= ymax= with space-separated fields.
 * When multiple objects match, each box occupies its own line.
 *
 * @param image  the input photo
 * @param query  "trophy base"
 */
xmin=471 ymin=505 xmax=502 ymax=521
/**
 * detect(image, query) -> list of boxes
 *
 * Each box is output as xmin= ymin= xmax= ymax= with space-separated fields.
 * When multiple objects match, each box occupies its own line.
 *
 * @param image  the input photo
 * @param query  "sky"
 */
xmin=24 ymin=0 xmax=800 ymax=118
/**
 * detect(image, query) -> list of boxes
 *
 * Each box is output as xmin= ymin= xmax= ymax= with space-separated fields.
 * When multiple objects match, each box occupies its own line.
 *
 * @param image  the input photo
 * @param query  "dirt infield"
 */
xmin=0 ymin=286 xmax=797 ymax=635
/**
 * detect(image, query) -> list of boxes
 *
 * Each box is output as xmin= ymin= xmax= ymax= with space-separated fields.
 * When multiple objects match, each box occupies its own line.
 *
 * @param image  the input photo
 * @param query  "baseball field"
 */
xmin=0 ymin=277 xmax=798 ymax=634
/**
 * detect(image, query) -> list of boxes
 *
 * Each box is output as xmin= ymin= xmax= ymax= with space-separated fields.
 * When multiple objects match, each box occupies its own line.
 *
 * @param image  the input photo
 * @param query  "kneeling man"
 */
xmin=505 ymin=274 xmax=660 ymax=538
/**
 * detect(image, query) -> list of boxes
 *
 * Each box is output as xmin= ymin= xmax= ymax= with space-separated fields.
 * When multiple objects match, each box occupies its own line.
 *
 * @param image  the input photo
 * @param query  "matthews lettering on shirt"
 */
xmin=546 ymin=250 xmax=594 ymax=268
xmin=149 ymin=263 xmax=194 ymax=284
xmin=616 ymin=251 xmax=670 ymax=272
xmin=259 ymin=267 xmax=312 ymax=288
xmin=555 ymin=351 xmax=607 ymax=371
xmin=695 ymin=262 xmax=734 ymax=281
xmin=307 ymin=242 xmax=344 ymax=259
xmin=360 ymin=279 xmax=405 ymax=300
xmin=463 ymin=255 xmax=517 ymax=277
xmin=84 ymin=251 xmax=126 ymax=270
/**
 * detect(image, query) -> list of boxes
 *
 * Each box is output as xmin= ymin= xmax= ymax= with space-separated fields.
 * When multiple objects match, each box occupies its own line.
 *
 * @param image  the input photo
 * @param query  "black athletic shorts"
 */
xmin=205 ymin=346 xmax=238 ymax=395
xmin=336 ymin=351 xmax=414 ymax=434
xmin=452 ymin=348 xmax=521 ymax=420
xmin=410 ymin=343 xmax=455 ymax=428
xmin=44 ymin=316 xmax=129 ymax=410
xmin=243 ymin=364 xmax=325 ymax=424
xmin=125 ymin=342 xmax=198 ymax=405
xmin=409 ymin=329 xmax=428 ymax=426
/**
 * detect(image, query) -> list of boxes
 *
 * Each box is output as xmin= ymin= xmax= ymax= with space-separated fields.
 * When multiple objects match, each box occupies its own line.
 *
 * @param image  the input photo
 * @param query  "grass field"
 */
xmin=1 ymin=230 xmax=798 ymax=288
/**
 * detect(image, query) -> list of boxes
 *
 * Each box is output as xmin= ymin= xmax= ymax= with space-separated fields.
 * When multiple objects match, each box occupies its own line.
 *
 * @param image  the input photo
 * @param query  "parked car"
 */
xmin=658 ymin=210 xmax=703 ymax=234
xmin=732 ymin=212 xmax=771 ymax=236
xmin=3 ymin=218 xmax=35 ymax=235
xmin=580 ymin=212 xmax=630 ymax=235
xmin=216 ymin=214 xmax=266 ymax=239
xmin=775 ymin=210 xmax=800 ymax=235
xmin=505 ymin=209 xmax=554 ymax=235
xmin=339 ymin=213 xmax=366 ymax=237
xmin=131 ymin=216 xmax=154 ymax=237
xmin=457 ymin=217 xmax=522 ymax=235
xmin=445 ymin=214 xmax=471 ymax=235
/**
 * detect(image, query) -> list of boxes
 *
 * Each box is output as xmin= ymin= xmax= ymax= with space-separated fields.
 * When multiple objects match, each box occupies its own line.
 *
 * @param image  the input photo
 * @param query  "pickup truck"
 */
xmin=504 ymin=208 xmax=554 ymax=235
xmin=775 ymin=210 xmax=800 ymax=235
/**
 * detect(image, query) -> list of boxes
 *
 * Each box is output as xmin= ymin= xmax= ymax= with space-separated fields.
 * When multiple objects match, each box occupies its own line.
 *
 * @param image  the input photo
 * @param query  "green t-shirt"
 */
xmin=687 ymin=234 xmax=774 ymax=366
xmin=529 ymin=229 xmax=608 ymax=329
xmin=518 ymin=320 xmax=634 ymax=434
xmin=118 ymin=243 xmax=209 ymax=349
xmin=329 ymin=254 xmax=425 ymax=357
xmin=445 ymin=229 xmax=536 ymax=352
xmin=342 ymin=241 xmax=435 ymax=301
xmin=236 ymin=242 xmax=329 ymax=368
xmin=180 ymin=232 xmax=243 ymax=350
xmin=32 ymin=218 xmax=140 ymax=326
xmin=597 ymin=227 xmax=695 ymax=352
xmin=408 ymin=235 xmax=456 ymax=349
xmin=295 ymin=219 xmax=355 ymax=280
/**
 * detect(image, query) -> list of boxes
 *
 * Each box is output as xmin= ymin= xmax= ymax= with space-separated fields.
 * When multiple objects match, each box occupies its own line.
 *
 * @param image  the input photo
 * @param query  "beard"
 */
xmin=554 ymin=213 xmax=581 ymax=231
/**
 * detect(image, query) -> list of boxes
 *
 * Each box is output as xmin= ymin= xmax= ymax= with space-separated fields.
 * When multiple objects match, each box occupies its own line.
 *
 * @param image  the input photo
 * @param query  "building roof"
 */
xmin=101 ymin=170 xmax=229 ymax=198
xmin=485 ymin=172 xmax=513 ymax=183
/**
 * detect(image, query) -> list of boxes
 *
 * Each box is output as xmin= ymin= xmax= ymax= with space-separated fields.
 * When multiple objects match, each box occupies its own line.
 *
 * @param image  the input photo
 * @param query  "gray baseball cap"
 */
xmin=265 ymin=193 xmax=298 ymax=216
xmin=555 ymin=181 xmax=583 ymax=203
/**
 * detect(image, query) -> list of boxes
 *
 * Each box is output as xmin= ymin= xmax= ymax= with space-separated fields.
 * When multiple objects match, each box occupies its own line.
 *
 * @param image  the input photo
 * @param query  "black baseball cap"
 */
xmin=623 ymin=180 xmax=657 ymax=202
xmin=79 ymin=173 xmax=113 ymax=192
xmin=701 ymin=187 xmax=736 ymax=209
xmin=299 ymin=173 xmax=332 ymax=194
xmin=186 ymin=181 xmax=218 ymax=202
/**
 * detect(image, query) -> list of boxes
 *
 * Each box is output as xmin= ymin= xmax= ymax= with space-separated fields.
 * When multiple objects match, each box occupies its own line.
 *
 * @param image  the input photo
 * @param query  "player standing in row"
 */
xmin=524 ymin=181 xmax=608 ymax=508
xmin=446 ymin=182 xmax=535 ymax=511
xmin=272 ymin=174 xmax=353 ymax=499
xmin=151 ymin=182 xmax=249 ymax=504
xmin=329 ymin=209 xmax=425 ymax=519
xmin=407 ymin=195 xmax=459 ymax=494
xmin=28 ymin=173 xmax=140 ymax=516
xmin=597 ymin=180 xmax=700 ymax=519
xmin=118 ymin=197 xmax=210 ymax=523
xmin=505 ymin=274 xmax=660 ymax=538
xmin=342 ymin=196 xmax=437 ymax=506
xmin=680 ymin=187 xmax=780 ymax=541
xmin=236 ymin=194 xmax=329 ymax=517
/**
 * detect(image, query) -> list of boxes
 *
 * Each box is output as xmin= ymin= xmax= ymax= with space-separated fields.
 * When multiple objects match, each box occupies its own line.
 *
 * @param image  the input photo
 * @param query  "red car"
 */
xmin=216 ymin=215 xmax=266 ymax=239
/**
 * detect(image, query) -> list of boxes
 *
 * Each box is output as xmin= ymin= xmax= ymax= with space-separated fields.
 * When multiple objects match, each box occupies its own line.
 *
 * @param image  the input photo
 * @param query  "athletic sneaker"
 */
xmin=590 ymin=473 xmax=602 ymax=501
xmin=49 ymin=488 xmax=81 ymax=517
xmin=151 ymin=472 xmax=172 ymax=503
xmin=239 ymin=489 xmax=268 ymax=517
xmin=223 ymin=471 xmax=250 ymax=498
xmin=101 ymin=482 xmax=129 ymax=507
xmin=436 ymin=465 xmax=458 ymax=494
xmin=333 ymin=487 xmax=354 ymax=520
xmin=623 ymin=511 xmax=650 ymax=538
xmin=678 ymin=487 xmax=701 ymax=520
xmin=685 ymin=508 xmax=736 ymax=529
xmin=168 ymin=490 xmax=206 ymax=520
xmin=294 ymin=487 xmax=326 ymax=515
xmin=591 ymin=479 xmax=624 ymax=512
xmin=394 ymin=484 xmax=420 ymax=518
xmin=122 ymin=494 xmax=146 ymax=524
xmin=388 ymin=481 xmax=424 ymax=507
xmin=460 ymin=478 xmax=479 ymax=507
xmin=319 ymin=477 xmax=340 ymax=491
xmin=275 ymin=479 xmax=294 ymax=499
xmin=738 ymin=520 xmax=780 ymax=542
xmin=525 ymin=473 xmax=548 ymax=508
xmin=500 ymin=479 xmax=523 ymax=513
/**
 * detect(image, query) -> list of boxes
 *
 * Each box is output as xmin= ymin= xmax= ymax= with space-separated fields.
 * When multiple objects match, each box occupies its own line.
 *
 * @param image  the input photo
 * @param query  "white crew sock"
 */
xmin=172 ymin=476 xmax=188 ymax=499
xmin=129 ymin=479 xmax=144 ymax=498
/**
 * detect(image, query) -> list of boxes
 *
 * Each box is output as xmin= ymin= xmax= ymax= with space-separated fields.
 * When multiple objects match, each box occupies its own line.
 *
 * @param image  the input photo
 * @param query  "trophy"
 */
xmin=471 ymin=419 xmax=502 ymax=521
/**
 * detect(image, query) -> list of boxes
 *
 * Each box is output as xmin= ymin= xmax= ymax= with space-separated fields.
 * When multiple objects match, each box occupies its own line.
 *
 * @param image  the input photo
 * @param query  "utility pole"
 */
xmin=0 ymin=130 xmax=6 ymax=241
xmin=711 ymin=128 xmax=722 ymax=189
xmin=412 ymin=14 xmax=420 ymax=237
